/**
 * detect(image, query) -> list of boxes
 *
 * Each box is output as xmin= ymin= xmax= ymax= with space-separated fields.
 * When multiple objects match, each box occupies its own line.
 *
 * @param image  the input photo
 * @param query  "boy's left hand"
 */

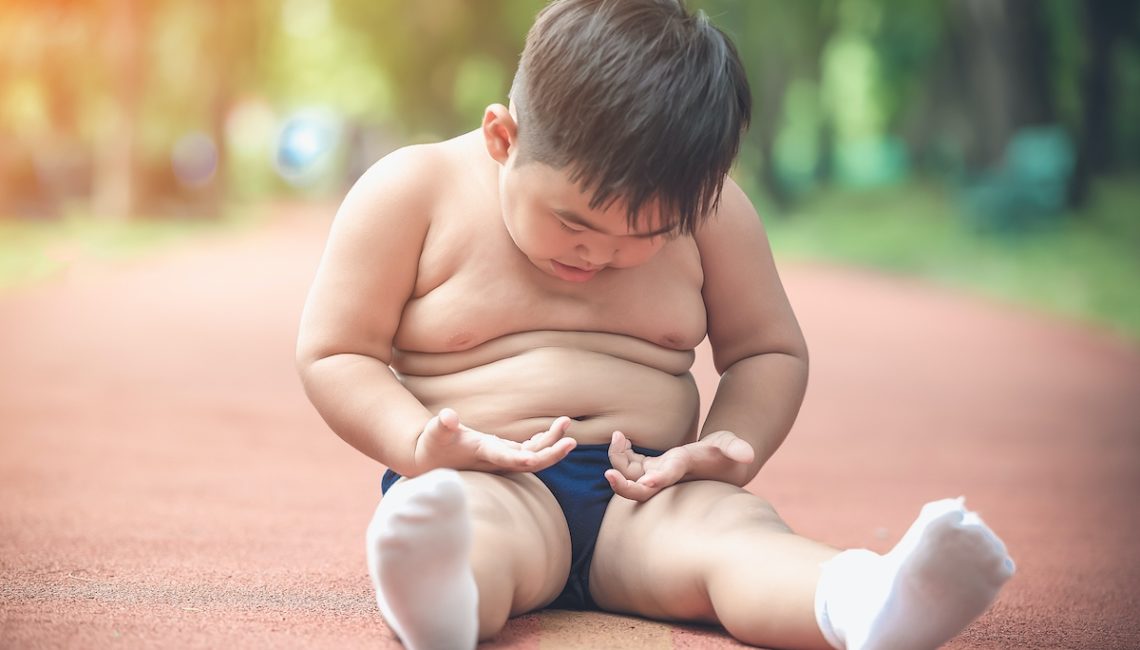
xmin=604 ymin=430 xmax=755 ymax=502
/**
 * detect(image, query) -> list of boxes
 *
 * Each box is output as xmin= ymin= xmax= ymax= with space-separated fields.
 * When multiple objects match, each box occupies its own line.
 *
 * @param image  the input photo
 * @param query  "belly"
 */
xmin=396 ymin=346 xmax=700 ymax=449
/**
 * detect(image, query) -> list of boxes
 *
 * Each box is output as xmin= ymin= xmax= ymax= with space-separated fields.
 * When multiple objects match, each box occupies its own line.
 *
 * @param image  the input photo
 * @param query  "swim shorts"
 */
xmin=380 ymin=442 xmax=665 ymax=610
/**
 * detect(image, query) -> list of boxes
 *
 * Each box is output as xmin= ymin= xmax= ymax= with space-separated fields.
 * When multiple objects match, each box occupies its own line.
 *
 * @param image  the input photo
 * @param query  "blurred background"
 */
xmin=1 ymin=0 xmax=1137 ymax=338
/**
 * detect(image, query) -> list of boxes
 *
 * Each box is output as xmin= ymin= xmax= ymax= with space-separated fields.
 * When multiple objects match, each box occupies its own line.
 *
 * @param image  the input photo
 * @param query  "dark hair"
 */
xmin=510 ymin=0 xmax=751 ymax=235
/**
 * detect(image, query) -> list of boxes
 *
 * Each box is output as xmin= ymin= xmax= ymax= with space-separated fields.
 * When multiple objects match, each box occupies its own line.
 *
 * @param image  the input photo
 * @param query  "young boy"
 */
xmin=296 ymin=1 xmax=1015 ymax=648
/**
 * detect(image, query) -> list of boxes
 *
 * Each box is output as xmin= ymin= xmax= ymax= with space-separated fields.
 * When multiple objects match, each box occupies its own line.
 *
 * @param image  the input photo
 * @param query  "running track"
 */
xmin=2 ymin=205 xmax=1138 ymax=648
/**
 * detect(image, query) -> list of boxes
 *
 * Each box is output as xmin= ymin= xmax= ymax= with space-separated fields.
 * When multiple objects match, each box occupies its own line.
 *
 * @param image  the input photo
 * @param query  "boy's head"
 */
xmin=508 ymin=0 xmax=751 ymax=236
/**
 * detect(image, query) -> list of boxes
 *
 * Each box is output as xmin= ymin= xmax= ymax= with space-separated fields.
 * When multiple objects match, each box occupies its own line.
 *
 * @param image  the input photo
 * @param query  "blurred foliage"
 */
xmin=1 ymin=0 xmax=1138 ymax=336
xmin=3 ymin=0 xmax=1138 ymax=214
xmin=766 ymin=175 xmax=1140 ymax=340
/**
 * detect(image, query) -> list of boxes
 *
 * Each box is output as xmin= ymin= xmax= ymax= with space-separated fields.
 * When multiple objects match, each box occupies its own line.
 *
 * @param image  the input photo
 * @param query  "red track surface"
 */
xmin=2 ymin=205 xmax=1138 ymax=649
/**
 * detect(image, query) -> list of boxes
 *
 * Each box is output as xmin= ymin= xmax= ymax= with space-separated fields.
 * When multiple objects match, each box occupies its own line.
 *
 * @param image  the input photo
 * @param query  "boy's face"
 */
xmin=497 ymin=159 xmax=674 ymax=282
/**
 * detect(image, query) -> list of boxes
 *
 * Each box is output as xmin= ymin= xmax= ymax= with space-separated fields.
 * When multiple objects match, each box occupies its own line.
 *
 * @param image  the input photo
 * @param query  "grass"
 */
xmin=0 ymin=205 xmax=270 ymax=292
xmin=763 ymin=177 xmax=1140 ymax=342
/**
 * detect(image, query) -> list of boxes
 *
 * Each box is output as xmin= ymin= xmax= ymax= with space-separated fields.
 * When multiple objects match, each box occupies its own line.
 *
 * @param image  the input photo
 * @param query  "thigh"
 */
xmin=458 ymin=471 xmax=573 ymax=614
xmin=588 ymin=480 xmax=792 ymax=621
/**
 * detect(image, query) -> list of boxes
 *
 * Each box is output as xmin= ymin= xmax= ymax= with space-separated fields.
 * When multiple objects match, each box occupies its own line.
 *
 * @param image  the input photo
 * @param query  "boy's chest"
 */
xmin=393 ymin=219 xmax=708 ymax=353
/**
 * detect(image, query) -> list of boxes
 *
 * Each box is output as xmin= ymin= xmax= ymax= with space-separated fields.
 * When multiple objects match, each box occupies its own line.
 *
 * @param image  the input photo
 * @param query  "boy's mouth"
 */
xmin=550 ymin=260 xmax=600 ymax=282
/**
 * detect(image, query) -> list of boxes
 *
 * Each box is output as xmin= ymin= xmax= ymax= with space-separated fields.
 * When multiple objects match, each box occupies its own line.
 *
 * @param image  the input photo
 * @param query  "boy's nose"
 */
xmin=576 ymin=244 xmax=615 ymax=267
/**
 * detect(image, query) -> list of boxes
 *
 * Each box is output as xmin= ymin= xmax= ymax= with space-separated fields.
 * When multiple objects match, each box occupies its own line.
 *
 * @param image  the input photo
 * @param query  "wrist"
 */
xmin=409 ymin=429 xmax=435 ymax=477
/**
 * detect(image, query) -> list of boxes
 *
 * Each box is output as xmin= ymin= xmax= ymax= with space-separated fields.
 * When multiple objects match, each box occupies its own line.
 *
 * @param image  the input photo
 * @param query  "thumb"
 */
xmin=710 ymin=431 xmax=755 ymax=465
xmin=437 ymin=408 xmax=461 ymax=431
xmin=425 ymin=408 xmax=462 ymax=445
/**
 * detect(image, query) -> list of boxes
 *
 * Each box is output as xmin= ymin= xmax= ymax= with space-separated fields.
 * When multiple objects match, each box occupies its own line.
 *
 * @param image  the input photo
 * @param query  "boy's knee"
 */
xmin=459 ymin=471 xmax=535 ymax=525
xmin=685 ymin=485 xmax=788 ymax=534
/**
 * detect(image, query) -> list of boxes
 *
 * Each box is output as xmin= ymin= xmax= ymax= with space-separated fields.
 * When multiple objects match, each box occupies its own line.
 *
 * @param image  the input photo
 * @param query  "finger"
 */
xmin=522 ymin=416 xmax=572 ymax=452
xmin=605 ymin=469 xmax=658 ymax=502
xmin=479 ymin=436 xmax=575 ymax=472
xmin=474 ymin=435 xmax=530 ymax=464
xmin=607 ymin=431 xmax=645 ymax=480
xmin=525 ymin=436 xmax=577 ymax=472
xmin=424 ymin=411 xmax=462 ymax=444
xmin=724 ymin=436 xmax=755 ymax=464
xmin=437 ymin=408 xmax=461 ymax=431
xmin=706 ymin=432 xmax=754 ymax=465
xmin=638 ymin=459 xmax=685 ymax=490
xmin=607 ymin=431 xmax=629 ymax=472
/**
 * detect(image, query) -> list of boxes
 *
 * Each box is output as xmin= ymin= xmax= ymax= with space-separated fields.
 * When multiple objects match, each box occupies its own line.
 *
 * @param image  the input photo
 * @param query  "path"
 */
xmin=2 ymin=204 xmax=1138 ymax=648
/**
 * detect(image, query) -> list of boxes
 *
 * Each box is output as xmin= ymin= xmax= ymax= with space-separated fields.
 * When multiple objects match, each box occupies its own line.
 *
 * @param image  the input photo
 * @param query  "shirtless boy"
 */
xmin=296 ymin=1 xmax=1015 ymax=648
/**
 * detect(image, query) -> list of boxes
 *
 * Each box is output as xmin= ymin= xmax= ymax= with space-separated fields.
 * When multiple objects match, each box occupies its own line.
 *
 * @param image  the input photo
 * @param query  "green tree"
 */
xmin=333 ymin=0 xmax=544 ymax=137
xmin=1068 ymin=0 xmax=1140 ymax=206
xmin=694 ymin=0 xmax=838 ymax=209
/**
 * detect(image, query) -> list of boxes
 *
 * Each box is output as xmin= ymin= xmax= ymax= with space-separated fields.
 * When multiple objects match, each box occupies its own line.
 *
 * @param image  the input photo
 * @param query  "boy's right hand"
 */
xmin=413 ymin=408 xmax=577 ymax=474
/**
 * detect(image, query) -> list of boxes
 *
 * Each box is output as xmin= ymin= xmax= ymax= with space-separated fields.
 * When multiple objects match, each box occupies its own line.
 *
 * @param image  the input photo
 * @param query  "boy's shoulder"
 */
xmin=693 ymin=176 xmax=764 ymax=251
xmin=332 ymin=132 xmax=492 ymax=249
xmin=347 ymin=137 xmax=465 ymax=215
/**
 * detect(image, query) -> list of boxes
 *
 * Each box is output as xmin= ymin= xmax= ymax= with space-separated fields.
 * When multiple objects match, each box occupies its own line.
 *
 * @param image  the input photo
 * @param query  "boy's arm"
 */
xmin=694 ymin=177 xmax=808 ymax=486
xmin=604 ymin=178 xmax=806 ymax=500
xmin=296 ymin=146 xmax=576 ymax=476
xmin=295 ymin=146 xmax=436 ymax=476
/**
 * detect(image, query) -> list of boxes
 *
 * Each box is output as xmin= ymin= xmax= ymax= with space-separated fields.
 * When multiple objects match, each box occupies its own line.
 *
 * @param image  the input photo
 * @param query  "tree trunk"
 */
xmin=201 ymin=0 xmax=243 ymax=218
xmin=753 ymin=65 xmax=791 ymax=211
xmin=809 ymin=2 xmax=838 ymax=185
xmin=92 ymin=0 xmax=142 ymax=220
xmin=1068 ymin=0 xmax=1136 ymax=208
xmin=946 ymin=0 xmax=1055 ymax=171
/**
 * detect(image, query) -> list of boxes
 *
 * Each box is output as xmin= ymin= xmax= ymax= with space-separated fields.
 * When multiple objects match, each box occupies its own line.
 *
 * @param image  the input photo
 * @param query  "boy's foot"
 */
xmin=366 ymin=469 xmax=478 ymax=650
xmin=816 ymin=497 xmax=1015 ymax=650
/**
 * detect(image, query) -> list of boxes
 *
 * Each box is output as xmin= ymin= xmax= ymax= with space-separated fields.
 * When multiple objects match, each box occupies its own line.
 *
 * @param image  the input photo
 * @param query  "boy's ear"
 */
xmin=482 ymin=103 xmax=517 ymax=165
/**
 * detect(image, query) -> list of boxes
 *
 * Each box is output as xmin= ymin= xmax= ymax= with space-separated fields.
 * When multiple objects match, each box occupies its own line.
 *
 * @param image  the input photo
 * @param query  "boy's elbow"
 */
xmin=294 ymin=334 xmax=322 ymax=378
xmin=295 ymin=348 xmax=315 ymax=381
xmin=784 ymin=332 xmax=809 ymax=384
xmin=295 ymin=349 xmax=323 ymax=393
xmin=295 ymin=340 xmax=391 ymax=381
xmin=792 ymin=332 xmax=809 ymax=367
xmin=294 ymin=338 xmax=344 ymax=382
xmin=777 ymin=320 xmax=809 ymax=368
xmin=294 ymin=346 xmax=343 ymax=402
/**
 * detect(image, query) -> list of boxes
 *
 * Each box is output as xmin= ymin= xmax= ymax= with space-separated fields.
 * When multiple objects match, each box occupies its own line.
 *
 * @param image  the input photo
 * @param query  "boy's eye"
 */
xmin=637 ymin=229 xmax=676 ymax=242
xmin=557 ymin=220 xmax=582 ymax=233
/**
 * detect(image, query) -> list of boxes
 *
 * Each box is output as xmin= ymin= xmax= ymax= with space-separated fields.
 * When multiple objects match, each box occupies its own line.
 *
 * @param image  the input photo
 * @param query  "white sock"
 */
xmin=366 ymin=469 xmax=479 ymax=650
xmin=814 ymin=497 xmax=1015 ymax=650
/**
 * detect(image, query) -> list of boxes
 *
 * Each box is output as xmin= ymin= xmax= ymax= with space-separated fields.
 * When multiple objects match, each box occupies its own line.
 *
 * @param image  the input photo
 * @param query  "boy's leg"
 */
xmin=590 ymin=481 xmax=835 ymax=649
xmin=589 ymin=481 xmax=1013 ymax=650
xmin=367 ymin=469 xmax=571 ymax=648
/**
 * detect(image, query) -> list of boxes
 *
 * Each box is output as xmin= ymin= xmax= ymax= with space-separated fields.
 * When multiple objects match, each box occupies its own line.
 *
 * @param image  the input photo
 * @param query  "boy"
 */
xmin=296 ymin=1 xmax=1015 ymax=648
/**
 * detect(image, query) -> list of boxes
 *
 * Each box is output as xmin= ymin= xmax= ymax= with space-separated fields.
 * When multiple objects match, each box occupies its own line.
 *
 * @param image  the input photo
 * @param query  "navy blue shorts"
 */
xmin=380 ymin=442 xmax=664 ymax=610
